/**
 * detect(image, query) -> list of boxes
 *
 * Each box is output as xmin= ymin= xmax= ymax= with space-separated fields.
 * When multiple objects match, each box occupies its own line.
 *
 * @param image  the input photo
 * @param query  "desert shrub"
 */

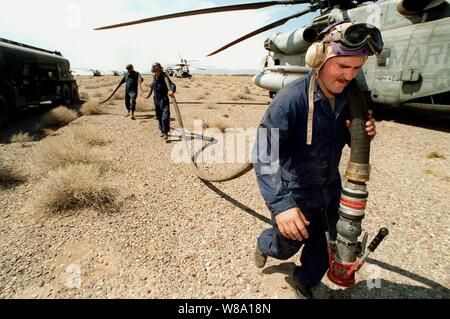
xmin=33 ymin=163 xmax=117 ymax=214
xmin=79 ymin=92 xmax=90 ymax=100
xmin=114 ymin=91 xmax=125 ymax=100
xmin=426 ymin=151 xmax=446 ymax=159
xmin=230 ymin=93 xmax=254 ymax=101
xmin=136 ymin=97 xmax=151 ymax=112
xmin=80 ymin=101 xmax=104 ymax=116
xmin=38 ymin=106 xmax=78 ymax=129
xmin=33 ymin=136 xmax=97 ymax=175
xmin=10 ymin=132 xmax=34 ymax=144
xmin=91 ymin=91 xmax=102 ymax=98
xmin=71 ymin=126 xmax=110 ymax=147
xmin=206 ymin=119 xmax=230 ymax=133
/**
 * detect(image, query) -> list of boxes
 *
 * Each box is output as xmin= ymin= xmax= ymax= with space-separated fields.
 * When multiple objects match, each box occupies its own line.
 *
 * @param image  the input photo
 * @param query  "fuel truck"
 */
xmin=0 ymin=38 xmax=79 ymax=127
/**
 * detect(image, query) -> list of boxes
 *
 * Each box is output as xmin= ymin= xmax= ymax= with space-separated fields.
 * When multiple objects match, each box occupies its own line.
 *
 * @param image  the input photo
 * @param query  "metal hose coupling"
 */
xmin=326 ymin=80 xmax=389 ymax=288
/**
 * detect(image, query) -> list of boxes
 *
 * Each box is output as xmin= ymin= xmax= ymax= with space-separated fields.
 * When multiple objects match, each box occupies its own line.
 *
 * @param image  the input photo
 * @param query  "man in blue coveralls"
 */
xmin=146 ymin=62 xmax=176 ymax=142
xmin=118 ymin=64 xmax=143 ymax=120
xmin=253 ymin=22 xmax=382 ymax=298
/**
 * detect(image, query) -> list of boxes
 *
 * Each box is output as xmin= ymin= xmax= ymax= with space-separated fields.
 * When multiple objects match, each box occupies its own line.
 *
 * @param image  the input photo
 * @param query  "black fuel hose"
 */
xmin=164 ymin=75 xmax=254 ymax=182
xmin=346 ymin=80 xmax=371 ymax=165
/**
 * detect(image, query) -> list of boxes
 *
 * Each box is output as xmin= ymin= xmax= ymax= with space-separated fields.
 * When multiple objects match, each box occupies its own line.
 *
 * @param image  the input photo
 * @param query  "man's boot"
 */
xmin=163 ymin=133 xmax=169 ymax=143
xmin=254 ymin=245 xmax=267 ymax=268
xmin=131 ymin=112 xmax=136 ymax=120
xmin=126 ymin=110 xmax=130 ymax=117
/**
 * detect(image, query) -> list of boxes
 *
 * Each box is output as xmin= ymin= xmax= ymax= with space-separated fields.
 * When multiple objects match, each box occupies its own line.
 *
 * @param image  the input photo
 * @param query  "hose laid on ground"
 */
xmin=99 ymin=79 xmax=125 ymax=105
xmin=163 ymin=75 xmax=254 ymax=182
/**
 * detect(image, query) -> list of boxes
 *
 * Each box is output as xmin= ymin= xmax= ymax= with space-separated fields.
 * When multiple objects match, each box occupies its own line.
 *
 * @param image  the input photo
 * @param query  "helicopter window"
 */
xmin=377 ymin=49 xmax=391 ymax=67
xmin=274 ymin=59 xmax=280 ymax=66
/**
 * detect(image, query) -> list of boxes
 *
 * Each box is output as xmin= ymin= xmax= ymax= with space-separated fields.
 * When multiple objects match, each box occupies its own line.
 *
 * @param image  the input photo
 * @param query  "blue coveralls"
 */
xmin=120 ymin=71 xmax=141 ymax=112
xmin=254 ymin=71 xmax=351 ymax=286
xmin=151 ymin=74 xmax=176 ymax=134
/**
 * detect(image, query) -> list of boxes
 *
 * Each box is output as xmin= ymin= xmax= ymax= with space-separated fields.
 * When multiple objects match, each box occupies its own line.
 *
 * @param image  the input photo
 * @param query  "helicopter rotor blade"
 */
xmin=207 ymin=6 xmax=315 ymax=57
xmin=95 ymin=1 xmax=311 ymax=30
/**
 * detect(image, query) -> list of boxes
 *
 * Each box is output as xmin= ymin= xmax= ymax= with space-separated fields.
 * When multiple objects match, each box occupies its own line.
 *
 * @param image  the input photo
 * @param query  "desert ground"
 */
xmin=0 ymin=75 xmax=449 ymax=299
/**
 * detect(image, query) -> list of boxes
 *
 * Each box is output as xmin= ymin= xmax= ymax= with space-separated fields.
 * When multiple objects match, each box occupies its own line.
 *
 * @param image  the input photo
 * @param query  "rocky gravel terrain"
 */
xmin=0 ymin=75 xmax=449 ymax=299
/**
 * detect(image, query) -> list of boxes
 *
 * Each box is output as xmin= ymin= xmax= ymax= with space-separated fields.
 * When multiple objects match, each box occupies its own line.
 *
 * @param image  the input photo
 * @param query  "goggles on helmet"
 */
xmin=338 ymin=23 xmax=384 ymax=54
xmin=321 ymin=22 xmax=384 ymax=56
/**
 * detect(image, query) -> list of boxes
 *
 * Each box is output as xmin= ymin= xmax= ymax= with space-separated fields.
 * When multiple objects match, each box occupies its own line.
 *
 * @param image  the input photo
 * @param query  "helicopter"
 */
xmin=96 ymin=0 xmax=450 ymax=113
xmin=90 ymin=69 xmax=102 ymax=77
xmin=164 ymin=55 xmax=207 ymax=79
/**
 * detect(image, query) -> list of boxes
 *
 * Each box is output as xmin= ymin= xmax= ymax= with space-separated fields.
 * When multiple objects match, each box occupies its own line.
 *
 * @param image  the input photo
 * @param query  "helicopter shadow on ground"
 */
xmin=263 ymin=258 xmax=450 ymax=299
xmin=373 ymin=105 xmax=450 ymax=133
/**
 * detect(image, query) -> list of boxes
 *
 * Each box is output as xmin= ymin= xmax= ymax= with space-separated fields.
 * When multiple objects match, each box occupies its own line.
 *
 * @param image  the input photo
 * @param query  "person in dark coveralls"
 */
xmin=118 ymin=64 xmax=143 ymax=120
xmin=146 ymin=62 xmax=176 ymax=142
xmin=253 ymin=22 xmax=382 ymax=298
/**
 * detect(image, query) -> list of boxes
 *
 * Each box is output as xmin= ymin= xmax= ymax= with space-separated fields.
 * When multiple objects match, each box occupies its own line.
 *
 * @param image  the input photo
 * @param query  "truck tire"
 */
xmin=0 ymin=94 xmax=10 ymax=128
xmin=71 ymin=82 xmax=79 ymax=102
xmin=62 ymin=84 xmax=71 ymax=106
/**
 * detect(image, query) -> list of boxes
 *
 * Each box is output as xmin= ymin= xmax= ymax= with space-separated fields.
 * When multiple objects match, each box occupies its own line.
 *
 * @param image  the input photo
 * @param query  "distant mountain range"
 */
xmin=191 ymin=69 xmax=260 ymax=75
xmin=73 ymin=68 xmax=261 ymax=76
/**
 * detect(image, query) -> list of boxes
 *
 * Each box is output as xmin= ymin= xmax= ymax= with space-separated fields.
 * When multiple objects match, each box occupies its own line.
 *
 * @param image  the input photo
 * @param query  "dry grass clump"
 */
xmin=33 ymin=136 xmax=97 ymax=176
xmin=10 ymin=132 xmax=34 ymax=144
xmin=79 ymin=92 xmax=90 ymax=100
xmin=426 ymin=151 xmax=446 ymax=159
xmin=195 ymin=91 xmax=209 ymax=100
xmin=91 ymin=91 xmax=102 ymax=98
xmin=38 ymin=128 xmax=58 ymax=137
xmin=206 ymin=119 xmax=231 ymax=133
xmin=230 ymin=93 xmax=254 ymax=101
xmin=80 ymin=100 xmax=104 ymax=116
xmin=136 ymin=97 xmax=152 ymax=112
xmin=114 ymin=91 xmax=125 ymax=100
xmin=38 ymin=106 xmax=78 ymax=129
xmin=71 ymin=126 xmax=110 ymax=147
xmin=33 ymin=163 xmax=118 ymax=214
xmin=85 ymin=85 xmax=100 ymax=90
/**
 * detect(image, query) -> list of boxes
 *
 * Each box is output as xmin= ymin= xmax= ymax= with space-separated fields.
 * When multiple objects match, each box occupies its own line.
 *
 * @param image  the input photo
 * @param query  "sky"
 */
xmin=0 ymin=0 xmax=319 ymax=73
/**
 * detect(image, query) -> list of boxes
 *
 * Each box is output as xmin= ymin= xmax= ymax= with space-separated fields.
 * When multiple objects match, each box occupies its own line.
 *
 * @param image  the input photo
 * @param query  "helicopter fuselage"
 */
xmin=255 ymin=0 xmax=450 ymax=112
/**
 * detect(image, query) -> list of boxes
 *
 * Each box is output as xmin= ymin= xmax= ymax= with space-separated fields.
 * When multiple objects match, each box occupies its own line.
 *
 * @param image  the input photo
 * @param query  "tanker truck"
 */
xmin=0 ymin=38 xmax=79 ymax=127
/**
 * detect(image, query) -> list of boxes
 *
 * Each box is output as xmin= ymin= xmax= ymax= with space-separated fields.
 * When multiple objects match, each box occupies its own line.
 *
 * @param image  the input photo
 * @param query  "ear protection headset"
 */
xmin=305 ymin=42 xmax=334 ymax=69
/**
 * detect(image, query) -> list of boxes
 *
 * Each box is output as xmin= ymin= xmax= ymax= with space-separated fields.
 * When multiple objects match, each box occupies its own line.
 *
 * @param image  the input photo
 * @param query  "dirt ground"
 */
xmin=0 ymin=75 xmax=449 ymax=299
